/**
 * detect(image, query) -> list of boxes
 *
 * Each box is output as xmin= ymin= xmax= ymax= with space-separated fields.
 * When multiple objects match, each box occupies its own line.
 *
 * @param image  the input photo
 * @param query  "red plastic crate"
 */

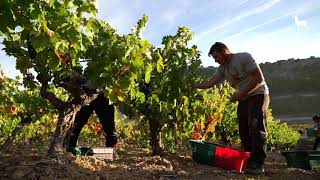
xmin=214 ymin=146 xmax=250 ymax=172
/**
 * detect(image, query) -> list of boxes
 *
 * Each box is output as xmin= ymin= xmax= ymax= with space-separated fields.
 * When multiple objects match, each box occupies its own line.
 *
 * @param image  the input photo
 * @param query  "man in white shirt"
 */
xmin=194 ymin=42 xmax=269 ymax=175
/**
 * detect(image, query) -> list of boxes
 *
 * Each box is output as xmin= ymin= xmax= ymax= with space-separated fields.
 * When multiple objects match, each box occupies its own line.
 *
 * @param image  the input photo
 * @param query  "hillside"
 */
xmin=198 ymin=57 xmax=320 ymax=120
xmin=260 ymin=57 xmax=320 ymax=95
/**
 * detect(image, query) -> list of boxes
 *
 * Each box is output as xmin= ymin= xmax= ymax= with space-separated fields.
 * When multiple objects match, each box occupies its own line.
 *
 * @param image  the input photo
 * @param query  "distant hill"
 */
xmin=198 ymin=56 xmax=320 ymax=120
xmin=260 ymin=56 xmax=320 ymax=95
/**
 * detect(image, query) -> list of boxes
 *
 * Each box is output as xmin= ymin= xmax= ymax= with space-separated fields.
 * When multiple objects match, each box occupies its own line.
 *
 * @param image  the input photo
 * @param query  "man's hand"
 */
xmin=230 ymin=91 xmax=246 ymax=102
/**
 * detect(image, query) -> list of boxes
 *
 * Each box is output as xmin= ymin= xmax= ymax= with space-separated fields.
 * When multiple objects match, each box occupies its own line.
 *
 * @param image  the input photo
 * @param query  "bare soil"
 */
xmin=0 ymin=147 xmax=319 ymax=180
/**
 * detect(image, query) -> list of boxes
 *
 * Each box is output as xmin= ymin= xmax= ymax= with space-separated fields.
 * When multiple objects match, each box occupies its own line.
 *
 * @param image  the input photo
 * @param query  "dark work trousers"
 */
xmin=237 ymin=94 xmax=270 ymax=168
xmin=68 ymin=93 xmax=117 ymax=148
xmin=314 ymin=137 xmax=320 ymax=150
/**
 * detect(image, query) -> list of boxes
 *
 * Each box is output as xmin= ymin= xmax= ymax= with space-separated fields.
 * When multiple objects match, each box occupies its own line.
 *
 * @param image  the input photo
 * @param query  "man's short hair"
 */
xmin=313 ymin=115 xmax=319 ymax=120
xmin=208 ymin=42 xmax=228 ymax=56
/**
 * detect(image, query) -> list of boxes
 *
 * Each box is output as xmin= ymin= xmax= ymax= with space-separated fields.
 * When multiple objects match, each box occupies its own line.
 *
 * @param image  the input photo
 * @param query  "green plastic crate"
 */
xmin=189 ymin=140 xmax=219 ymax=165
xmin=308 ymin=152 xmax=320 ymax=169
xmin=72 ymin=147 xmax=94 ymax=156
xmin=281 ymin=151 xmax=311 ymax=169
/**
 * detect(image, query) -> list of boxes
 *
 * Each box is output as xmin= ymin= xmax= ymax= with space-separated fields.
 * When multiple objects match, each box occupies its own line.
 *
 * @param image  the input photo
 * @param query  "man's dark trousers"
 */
xmin=237 ymin=94 xmax=270 ymax=168
xmin=68 ymin=93 xmax=117 ymax=148
xmin=314 ymin=137 xmax=320 ymax=150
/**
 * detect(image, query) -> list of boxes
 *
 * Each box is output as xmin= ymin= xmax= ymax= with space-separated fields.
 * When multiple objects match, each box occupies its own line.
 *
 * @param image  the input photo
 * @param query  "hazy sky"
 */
xmin=1 ymin=0 xmax=320 ymax=77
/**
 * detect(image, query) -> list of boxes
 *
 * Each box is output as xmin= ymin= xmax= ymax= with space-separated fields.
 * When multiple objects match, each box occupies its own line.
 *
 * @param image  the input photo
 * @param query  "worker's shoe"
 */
xmin=65 ymin=133 xmax=78 ymax=153
xmin=245 ymin=162 xmax=265 ymax=175
xmin=245 ymin=167 xmax=265 ymax=175
xmin=106 ymin=135 xmax=118 ymax=159
xmin=66 ymin=146 xmax=76 ymax=153
xmin=105 ymin=135 xmax=117 ymax=147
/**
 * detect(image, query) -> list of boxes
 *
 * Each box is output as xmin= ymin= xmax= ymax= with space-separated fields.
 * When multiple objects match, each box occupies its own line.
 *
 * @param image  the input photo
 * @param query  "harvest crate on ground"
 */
xmin=92 ymin=147 xmax=114 ymax=160
xmin=72 ymin=147 xmax=114 ymax=161
xmin=189 ymin=140 xmax=250 ymax=172
xmin=214 ymin=146 xmax=250 ymax=172
xmin=189 ymin=140 xmax=218 ymax=165
xmin=281 ymin=151 xmax=320 ymax=169
xmin=309 ymin=153 xmax=320 ymax=169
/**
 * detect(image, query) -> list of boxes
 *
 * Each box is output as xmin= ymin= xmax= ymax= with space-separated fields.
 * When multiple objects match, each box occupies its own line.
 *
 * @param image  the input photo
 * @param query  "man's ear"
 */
xmin=223 ymin=48 xmax=229 ymax=54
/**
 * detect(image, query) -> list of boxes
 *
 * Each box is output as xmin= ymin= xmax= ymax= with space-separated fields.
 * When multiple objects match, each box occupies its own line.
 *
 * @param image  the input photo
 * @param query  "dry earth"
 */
xmin=0 ymin=147 xmax=319 ymax=180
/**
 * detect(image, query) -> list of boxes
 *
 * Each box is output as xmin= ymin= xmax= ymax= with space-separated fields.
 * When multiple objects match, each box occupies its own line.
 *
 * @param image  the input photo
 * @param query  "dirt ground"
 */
xmin=0 ymin=147 xmax=319 ymax=180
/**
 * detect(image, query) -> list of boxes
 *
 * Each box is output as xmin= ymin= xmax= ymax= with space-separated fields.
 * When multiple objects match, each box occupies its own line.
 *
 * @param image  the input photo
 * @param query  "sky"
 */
xmin=1 ymin=0 xmax=320 ymax=77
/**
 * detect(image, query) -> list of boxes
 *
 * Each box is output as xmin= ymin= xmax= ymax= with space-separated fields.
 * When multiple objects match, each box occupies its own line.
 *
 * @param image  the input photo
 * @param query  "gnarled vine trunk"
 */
xmin=37 ymin=73 xmax=100 ymax=158
xmin=47 ymin=111 xmax=76 ymax=158
xmin=148 ymin=118 xmax=164 ymax=156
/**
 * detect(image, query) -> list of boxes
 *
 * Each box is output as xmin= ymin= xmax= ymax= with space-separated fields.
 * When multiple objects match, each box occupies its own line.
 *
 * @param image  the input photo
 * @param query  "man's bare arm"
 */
xmin=194 ymin=74 xmax=224 ymax=89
